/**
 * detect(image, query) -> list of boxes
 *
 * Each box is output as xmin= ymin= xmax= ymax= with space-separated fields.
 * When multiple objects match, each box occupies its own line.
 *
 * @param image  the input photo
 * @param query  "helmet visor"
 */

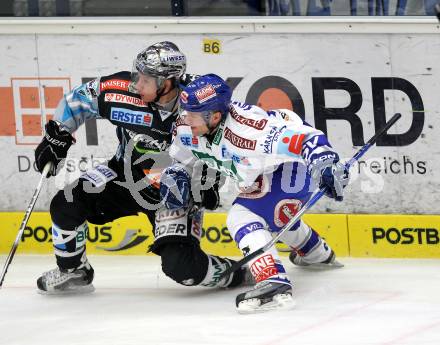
xmin=180 ymin=110 xmax=213 ymax=127
xmin=130 ymin=60 xmax=160 ymax=93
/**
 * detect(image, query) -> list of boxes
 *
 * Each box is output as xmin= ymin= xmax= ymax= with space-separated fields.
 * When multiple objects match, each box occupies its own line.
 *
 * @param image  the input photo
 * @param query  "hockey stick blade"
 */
xmin=219 ymin=113 xmax=401 ymax=280
xmin=0 ymin=162 xmax=52 ymax=288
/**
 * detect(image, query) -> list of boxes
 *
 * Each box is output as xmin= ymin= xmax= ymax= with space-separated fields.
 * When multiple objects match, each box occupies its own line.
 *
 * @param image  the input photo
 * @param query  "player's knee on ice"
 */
xmin=159 ymin=242 xmax=209 ymax=286
xmin=158 ymin=242 xmax=245 ymax=288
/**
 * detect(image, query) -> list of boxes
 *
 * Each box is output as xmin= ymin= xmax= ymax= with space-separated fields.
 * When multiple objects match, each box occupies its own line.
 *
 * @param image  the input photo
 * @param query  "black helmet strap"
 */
xmin=154 ymin=78 xmax=178 ymax=103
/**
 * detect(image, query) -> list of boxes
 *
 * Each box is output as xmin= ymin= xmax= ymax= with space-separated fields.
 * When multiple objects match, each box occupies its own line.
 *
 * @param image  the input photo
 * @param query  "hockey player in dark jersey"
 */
xmin=34 ymin=42 xmax=248 ymax=294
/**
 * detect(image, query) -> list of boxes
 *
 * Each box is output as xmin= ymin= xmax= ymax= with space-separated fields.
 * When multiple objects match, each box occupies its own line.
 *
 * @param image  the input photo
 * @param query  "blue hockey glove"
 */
xmin=308 ymin=151 xmax=350 ymax=201
xmin=160 ymin=165 xmax=191 ymax=210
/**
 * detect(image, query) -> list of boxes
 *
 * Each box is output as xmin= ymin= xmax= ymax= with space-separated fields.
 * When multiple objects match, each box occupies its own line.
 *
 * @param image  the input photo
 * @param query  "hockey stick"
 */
xmin=0 ymin=162 xmax=53 ymax=288
xmin=219 ymin=113 xmax=402 ymax=280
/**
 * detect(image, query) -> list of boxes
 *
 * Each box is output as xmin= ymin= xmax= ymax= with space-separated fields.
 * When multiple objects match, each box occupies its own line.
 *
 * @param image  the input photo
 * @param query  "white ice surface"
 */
xmin=0 ymin=255 xmax=439 ymax=345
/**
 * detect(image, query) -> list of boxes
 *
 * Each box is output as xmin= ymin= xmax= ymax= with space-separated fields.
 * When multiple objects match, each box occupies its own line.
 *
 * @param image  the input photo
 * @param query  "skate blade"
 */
xmin=297 ymin=260 xmax=344 ymax=270
xmin=37 ymin=284 xmax=95 ymax=295
xmin=237 ymin=294 xmax=295 ymax=314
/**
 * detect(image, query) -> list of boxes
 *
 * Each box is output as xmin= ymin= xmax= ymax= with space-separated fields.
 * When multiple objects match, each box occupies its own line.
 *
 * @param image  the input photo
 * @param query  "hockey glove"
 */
xmin=194 ymin=165 xmax=222 ymax=211
xmin=201 ymin=186 xmax=220 ymax=211
xmin=160 ymin=165 xmax=191 ymax=210
xmin=308 ymin=151 xmax=349 ymax=201
xmin=35 ymin=120 xmax=75 ymax=177
xmin=200 ymin=184 xmax=221 ymax=210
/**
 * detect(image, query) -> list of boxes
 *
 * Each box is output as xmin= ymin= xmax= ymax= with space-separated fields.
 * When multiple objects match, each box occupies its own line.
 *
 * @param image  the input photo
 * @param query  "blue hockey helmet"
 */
xmin=179 ymin=74 xmax=232 ymax=117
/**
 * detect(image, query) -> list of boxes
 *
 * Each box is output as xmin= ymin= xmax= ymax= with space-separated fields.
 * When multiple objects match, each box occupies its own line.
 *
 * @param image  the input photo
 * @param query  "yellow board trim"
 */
xmin=0 ymin=212 xmax=438 ymax=258
xmin=348 ymin=214 xmax=440 ymax=258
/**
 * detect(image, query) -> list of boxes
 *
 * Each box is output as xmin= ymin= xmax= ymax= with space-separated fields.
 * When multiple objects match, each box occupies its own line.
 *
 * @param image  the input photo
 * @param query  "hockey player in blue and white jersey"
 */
xmin=160 ymin=74 xmax=349 ymax=313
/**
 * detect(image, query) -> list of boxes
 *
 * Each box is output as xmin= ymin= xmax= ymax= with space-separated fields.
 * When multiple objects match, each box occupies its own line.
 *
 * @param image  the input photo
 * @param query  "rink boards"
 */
xmin=1 ymin=23 xmax=440 ymax=216
xmin=0 ymin=212 xmax=439 ymax=258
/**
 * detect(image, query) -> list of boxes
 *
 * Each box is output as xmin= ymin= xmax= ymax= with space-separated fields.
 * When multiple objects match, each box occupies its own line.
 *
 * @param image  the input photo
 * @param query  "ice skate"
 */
xmin=236 ymin=280 xmax=295 ymax=314
xmin=37 ymin=260 xmax=95 ymax=295
xmin=289 ymin=250 xmax=344 ymax=269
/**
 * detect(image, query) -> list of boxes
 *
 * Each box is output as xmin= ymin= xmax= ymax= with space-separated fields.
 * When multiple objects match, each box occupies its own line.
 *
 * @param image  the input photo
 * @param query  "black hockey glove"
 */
xmin=198 ymin=167 xmax=223 ymax=211
xmin=308 ymin=151 xmax=350 ymax=202
xmin=200 ymin=185 xmax=221 ymax=210
xmin=35 ymin=120 xmax=75 ymax=177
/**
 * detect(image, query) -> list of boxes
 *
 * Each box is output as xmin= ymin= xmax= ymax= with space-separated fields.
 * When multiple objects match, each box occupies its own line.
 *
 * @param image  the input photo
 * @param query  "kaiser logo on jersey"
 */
xmin=276 ymin=129 xmax=305 ymax=157
xmin=110 ymin=107 xmax=153 ymax=127
xmin=105 ymin=93 xmax=146 ymax=107
xmin=195 ymin=85 xmax=216 ymax=103
xmin=100 ymin=79 xmax=129 ymax=92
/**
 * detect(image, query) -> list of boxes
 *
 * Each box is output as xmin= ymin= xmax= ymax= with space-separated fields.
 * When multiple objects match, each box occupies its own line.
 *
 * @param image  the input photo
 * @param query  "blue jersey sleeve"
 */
xmin=54 ymin=79 xmax=100 ymax=133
